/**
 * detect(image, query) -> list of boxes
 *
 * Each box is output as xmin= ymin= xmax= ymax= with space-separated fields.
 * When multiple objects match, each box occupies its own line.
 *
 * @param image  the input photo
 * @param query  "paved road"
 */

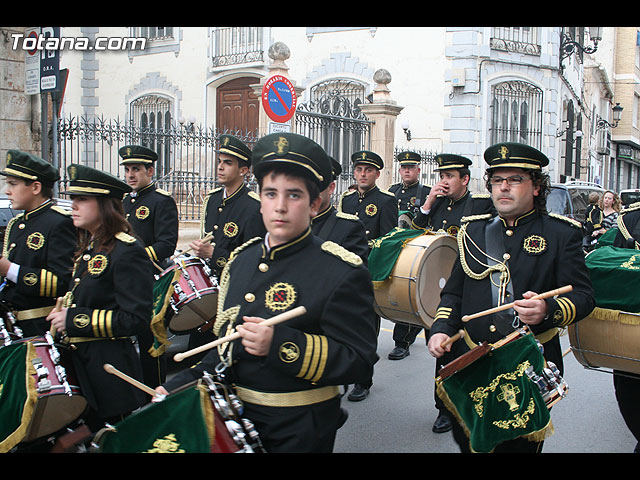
xmin=333 ymin=319 xmax=637 ymax=454
xmin=166 ymin=319 xmax=637 ymax=454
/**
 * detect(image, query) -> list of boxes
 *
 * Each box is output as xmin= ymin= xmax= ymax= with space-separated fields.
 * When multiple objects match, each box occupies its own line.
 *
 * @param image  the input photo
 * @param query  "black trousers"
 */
xmin=243 ymin=397 xmax=344 ymax=453
xmin=613 ymin=370 xmax=640 ymax=448
xmin=392 ymin=322 xmax=423 ymax=348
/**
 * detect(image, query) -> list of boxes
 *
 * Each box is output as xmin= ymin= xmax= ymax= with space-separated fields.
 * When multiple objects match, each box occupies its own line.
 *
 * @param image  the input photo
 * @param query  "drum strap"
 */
xmin=484 ymin=217 xmax=515 ymax=336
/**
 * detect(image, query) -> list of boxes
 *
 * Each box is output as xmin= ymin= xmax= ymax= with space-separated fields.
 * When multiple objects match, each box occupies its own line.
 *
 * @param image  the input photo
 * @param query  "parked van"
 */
xmin=620 ymin=189 xmax=640 ymax=208
xmin=546 ymin=181 xmax=605 ymax=224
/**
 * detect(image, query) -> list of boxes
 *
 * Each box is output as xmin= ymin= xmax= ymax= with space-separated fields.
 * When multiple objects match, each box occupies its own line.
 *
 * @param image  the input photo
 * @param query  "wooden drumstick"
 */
xmin=461 ymin=285 xmax=573 ymax=323
xmin=173 ymin=306 xmax=307 ymax=362
xmin=48 ymin=297 xmax=65 ymax=336
xmin=440 ymin=329 xmax=465 ymax=349
xmin=103 ymin=363 xmax=159 ymax=398
xmin=170 ymin=234 xmax=214 ymax=261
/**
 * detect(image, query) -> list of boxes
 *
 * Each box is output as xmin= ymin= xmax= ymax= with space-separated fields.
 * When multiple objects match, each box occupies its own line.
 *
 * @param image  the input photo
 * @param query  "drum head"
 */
xmin=414 ymin=234 xmax=458 ymax=325
xmin=168 ymin=291 xmax=219 ymax=334
xmin=398 ymin=212 xmax=414 ymax=229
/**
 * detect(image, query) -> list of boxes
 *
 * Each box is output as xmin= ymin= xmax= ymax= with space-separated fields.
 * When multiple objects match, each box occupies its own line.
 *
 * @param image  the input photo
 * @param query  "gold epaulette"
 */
xmin=206 ymin=186 xmax=223 ymax=196
xmin=338 ymin=189 xmax=356 ymax=212
xmin=115 ymin=232 xmax=137 ymax=244
xmin=380 ymin=189 xmax=395 ymax=197
xmin=51 ymin=205 xmax=71 ymax=215
xmin=156 ymin=188 xmax=171 ymax=196
xmin=248 ymin=190 xmax=260 ymax=201
xmin=548 ymin=212 xmax=582 ymax=228
xmin=460 ymin=213 xmax=492 ymax=224
xmin=320 ymin=241 xmax=363 ymax=267
xmin=472 ymin=193 xmax=490 ymax=199
xmin=336 ymin=211 xmax=359 ymax=221
xmin=622 ymin=202 xmax=640 ymax=213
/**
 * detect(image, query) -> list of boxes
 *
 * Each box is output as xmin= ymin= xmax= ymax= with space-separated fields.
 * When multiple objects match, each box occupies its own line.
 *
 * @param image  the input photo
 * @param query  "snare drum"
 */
xmin=158 ymin=257 xmax=219 ymax=334
xmin=95 ymin=373 xmax=264 ymax=453
xmin=568 ymin=307 xmax=640 ymax=375
xmin=373 ymin=233 xmax=458 ymax=328
xmin=18 ymin=334 xmax=87 ymax=443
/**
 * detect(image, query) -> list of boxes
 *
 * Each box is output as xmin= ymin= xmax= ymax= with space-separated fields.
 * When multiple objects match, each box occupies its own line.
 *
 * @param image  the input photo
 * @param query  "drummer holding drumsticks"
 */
xmin=120 ymin=145 xmax=179 ymax=388
xmin=612 ymin=203 xmax=640 ymax=453
xmin=427 ymin=142 xmax=595 ymax=453
xmin=157 ymin=133 xmax=379 ymax=453
xmin=187 ymin=135 xmax=266 ymax=355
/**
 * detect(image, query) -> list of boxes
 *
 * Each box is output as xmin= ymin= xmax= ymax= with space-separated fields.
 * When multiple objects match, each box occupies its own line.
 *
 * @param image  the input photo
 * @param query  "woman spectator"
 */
xmin=595 ymin=190 xmax=621 ymax=235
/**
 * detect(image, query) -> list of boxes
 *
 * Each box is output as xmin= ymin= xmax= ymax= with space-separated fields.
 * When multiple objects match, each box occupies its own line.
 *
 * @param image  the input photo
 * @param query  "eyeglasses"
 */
xmin=489 ymin=175 xmax=527 ymax=186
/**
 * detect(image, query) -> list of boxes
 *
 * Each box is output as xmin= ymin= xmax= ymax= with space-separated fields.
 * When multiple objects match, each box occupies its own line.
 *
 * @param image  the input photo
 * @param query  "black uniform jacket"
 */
xmin=311 ymin=205 xmax=369 ymax=264
xmin=62 ymin=232 xmax=153 ymax=417
xmin=1 ymin=200 xmax=76 ymax=335
xmin=200 ymin=184 xmax=266 ymax=277
xmin=338 ymin=186 xmax=398 ymax=245
xmin=411 ymin=189 xmax=495 ymax=237
xmin=389 ymin=181 xmax=430 ymax=215
xmin=614 ymin=204 xmax=640 ymax=249
xmin=431 ymin=209 xmax=595 ymax=371
xmin=123 ymin=183 xmax=179 ymax=264
xmin=165 ymin=228 xmax=379 ymax=397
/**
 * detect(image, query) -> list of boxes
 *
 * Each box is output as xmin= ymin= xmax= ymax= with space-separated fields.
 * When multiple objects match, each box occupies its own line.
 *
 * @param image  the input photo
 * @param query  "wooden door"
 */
xmin=216 ymin=77 xmax=259 ymax=134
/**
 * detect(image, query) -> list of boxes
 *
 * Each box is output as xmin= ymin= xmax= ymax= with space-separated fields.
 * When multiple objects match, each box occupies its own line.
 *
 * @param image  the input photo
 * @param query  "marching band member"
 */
xmin=0 ymin=150 xmax=76 ymax=337
xmin=311 ymin=157 xmax=368 ymax=264
xmin=612 ymin=203 xmax=640 ymax=453
xmin=427 ymin=142 xmax=594 ymax=452
xmin=187 ymin=134 xmax=266 ymax=354
xmin=47 ymin=165 xmax=152 ymax=432
xmin=121 ymin=145 xmax=179 ymax=388
xmin=338 ymin=150 xmax=397 ymax=402
xmin=157 ymin=133 xmax=379 ymax=452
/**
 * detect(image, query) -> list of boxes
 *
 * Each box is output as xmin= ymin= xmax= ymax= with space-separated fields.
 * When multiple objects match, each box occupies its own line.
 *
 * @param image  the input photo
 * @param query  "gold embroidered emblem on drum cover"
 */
xmin=146 ymin=433 xmax=185 ymax=453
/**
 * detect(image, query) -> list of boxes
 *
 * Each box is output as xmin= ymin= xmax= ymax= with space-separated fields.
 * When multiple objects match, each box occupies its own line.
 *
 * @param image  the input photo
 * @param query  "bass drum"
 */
xmin=374 ymin=233 xmax=458 ymax=328
xmin=568 ymin=307 xmax=640 ymax=375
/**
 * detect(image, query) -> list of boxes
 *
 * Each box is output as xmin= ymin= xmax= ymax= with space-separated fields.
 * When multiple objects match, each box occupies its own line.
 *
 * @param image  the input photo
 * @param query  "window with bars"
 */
xmin=489 ymin=80 xmax=543 ymax=149
xmin=138 ymin=27 xmax=174 ymax=40
xmin=130 ymin=94 xmax=173 ymax=176
xmin=490 ymin=27 xmax=540 ymax=55
xmin=211 ymin=27 xmax=264 ymax=67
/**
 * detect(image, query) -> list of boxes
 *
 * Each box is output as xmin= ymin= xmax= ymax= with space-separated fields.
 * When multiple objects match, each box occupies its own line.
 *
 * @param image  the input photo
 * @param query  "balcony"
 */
xmin=211 ymin=27 xmax=265 ymax=69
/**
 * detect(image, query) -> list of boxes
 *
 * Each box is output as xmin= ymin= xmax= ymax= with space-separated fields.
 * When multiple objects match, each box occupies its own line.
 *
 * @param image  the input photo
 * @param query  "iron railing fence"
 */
xmin=57 ymin=115 xmax=258 ymax=220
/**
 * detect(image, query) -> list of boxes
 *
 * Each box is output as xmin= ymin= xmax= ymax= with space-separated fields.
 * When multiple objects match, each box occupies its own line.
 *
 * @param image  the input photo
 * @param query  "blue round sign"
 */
xmin=261 ymin=75 xmax=297 ymax=123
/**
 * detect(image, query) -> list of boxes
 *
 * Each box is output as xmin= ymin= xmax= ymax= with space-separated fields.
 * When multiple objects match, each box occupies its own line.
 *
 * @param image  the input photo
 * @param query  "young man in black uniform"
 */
xmin=339 ymin=150 xmax=398 ymax=248
xmin=312 ymin=157 xmax=368 ymax=264
xmin=387 ymin=151 xmax=431 ymax=361
xmin=187 ymin=135 xmax=266 ymax=352
xmin=0 ymin=150 xmax=76 ymax=337
xmin=338 ymin=150 xmax=398 ymax=401
xmin=120 ymin=145 xmax=179 ymax=387
xmin=389 ymin=151 xmax=430 ymax=221
xmin=427 ymin=142 xmax=595 ymax=453
xmin=612 ymin=203 xmax=640 ymax=453
xmin=157 ymin=133 xmax=379 ymax=453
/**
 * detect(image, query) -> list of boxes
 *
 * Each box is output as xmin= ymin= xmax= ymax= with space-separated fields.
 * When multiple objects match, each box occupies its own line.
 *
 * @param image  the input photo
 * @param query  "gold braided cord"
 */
xmin=457 ymin=223 xmax=510 ymax=283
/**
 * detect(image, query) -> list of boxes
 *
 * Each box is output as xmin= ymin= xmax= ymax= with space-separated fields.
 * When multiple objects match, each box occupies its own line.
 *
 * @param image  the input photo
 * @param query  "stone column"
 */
xmin=358 ymin=69 xmax=403 ymax=189
xmin=251 ymin=41 xmax=305 ymax=137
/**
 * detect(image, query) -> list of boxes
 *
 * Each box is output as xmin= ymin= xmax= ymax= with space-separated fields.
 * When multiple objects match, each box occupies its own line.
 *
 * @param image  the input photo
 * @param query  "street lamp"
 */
xmin=596 ymin=103 xmax=623 ymax=130
xmin=560 ymin=27 xmax=602 ymax=62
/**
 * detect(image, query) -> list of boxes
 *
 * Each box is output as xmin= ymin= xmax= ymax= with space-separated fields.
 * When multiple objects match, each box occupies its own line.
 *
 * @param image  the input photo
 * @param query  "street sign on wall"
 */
xmin=261 ymin=75 xmax=297 ymax=124
xmin=24 ymin=27 xmax=41 ymax=95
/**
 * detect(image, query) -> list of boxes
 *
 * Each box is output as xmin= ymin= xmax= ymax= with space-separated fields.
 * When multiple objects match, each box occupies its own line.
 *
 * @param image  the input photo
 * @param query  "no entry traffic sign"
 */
xmin=261 ymin=75 xmax=297 ymax=123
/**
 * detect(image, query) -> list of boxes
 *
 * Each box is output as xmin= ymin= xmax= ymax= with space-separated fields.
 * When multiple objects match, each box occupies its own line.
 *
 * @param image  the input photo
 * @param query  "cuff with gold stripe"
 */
xmin=20 ymin=268 xmax=60 ymax=297
xmin=68 ymin=308 xmax=115 ymax=337
xmin=434 ymin=306 xmax=453 ymax=323
xmin=548 ymin=296 xmax=577 ymax=327
xmin=145 ymin=245 xmax=159 ymax=262
xmin=293 ymin=333 xmax=329 ymax=383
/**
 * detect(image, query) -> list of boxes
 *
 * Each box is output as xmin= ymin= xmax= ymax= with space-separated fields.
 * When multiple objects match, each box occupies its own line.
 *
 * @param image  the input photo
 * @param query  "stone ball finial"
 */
xmin=373 ymin=69 xmax=392 ymax=85
xmin=268 ymin=42 xmax=291 ymax=61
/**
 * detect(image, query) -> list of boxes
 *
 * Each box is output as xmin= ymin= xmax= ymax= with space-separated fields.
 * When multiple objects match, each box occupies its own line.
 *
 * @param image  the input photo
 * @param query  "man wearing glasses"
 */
xmin=427 ymin=142 xmax=594 ymax=453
